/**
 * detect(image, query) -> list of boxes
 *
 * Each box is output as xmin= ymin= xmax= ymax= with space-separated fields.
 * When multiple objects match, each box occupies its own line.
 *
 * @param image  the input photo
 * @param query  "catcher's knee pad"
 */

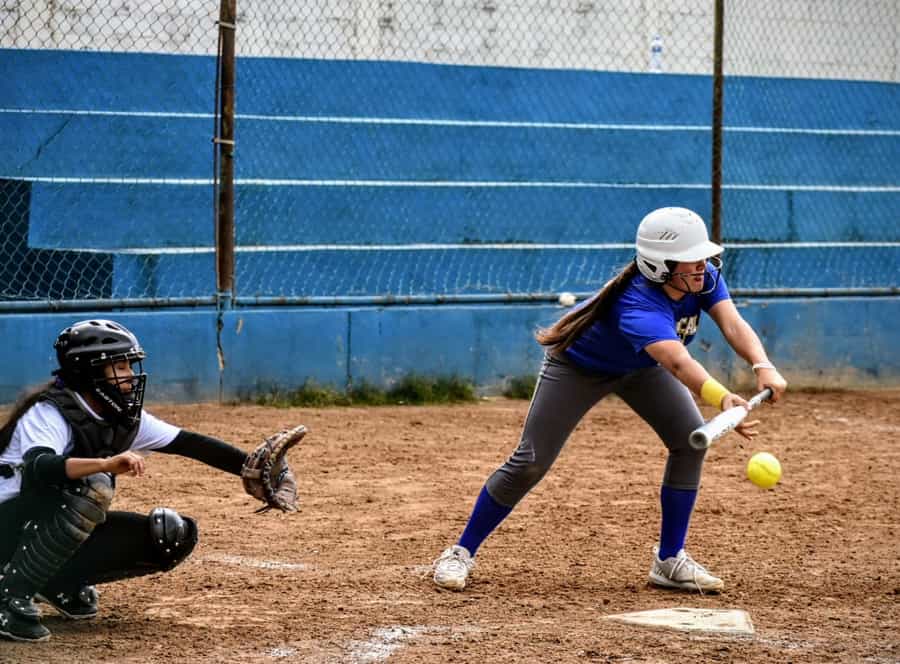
xmin=149 ymin=508 xmax=198 ymax=571
xmin=2 ymin=473 xmax=114 ymax=599
xmin=64 ymin=472 xmax=115 ymax=525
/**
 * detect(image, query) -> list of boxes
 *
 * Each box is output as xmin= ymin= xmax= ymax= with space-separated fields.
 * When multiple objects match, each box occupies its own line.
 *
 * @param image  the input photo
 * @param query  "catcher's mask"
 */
xmin=635 ymin=206 xmax=724 ymax=295
xmin=53 ymin=319 xmax=147 ymax=425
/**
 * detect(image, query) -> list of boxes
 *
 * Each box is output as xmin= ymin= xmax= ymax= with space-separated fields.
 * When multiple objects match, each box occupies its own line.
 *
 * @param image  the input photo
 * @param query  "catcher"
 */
xmin=0 ymin=319 xmax=306 ymax=642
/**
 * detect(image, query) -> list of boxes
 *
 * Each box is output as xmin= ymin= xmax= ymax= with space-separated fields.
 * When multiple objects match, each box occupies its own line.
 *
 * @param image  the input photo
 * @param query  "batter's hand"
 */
xmin=103 ymin=451 xmax=146 ymax=477
xmin=721 ymin=392 xmax=748 ymax=411
xmin=755 ymin=367 xmax=787 ymax=403
xmin=720 ymin=393 xmax=760 ymax=441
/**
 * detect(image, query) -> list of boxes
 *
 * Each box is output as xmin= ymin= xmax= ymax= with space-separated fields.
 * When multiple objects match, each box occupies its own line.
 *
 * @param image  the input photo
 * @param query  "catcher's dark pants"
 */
xmin=485 ymin=353 xmax=707 ymax=507
xmin=0 ymin=490 xmax=192 ymax=591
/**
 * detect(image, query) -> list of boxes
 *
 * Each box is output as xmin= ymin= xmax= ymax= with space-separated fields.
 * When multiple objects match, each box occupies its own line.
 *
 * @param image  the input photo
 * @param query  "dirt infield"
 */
xmin=3 ymin=390 xmax=899 ymax=664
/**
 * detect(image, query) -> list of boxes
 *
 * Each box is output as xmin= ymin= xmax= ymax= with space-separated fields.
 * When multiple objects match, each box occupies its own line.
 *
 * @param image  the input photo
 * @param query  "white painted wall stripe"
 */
xmin=0 ymin=108 xmax=213 ymax=119
xmin=5 ymin=176 xmax=899 ymax=192
xmin=725 ymin=242 xmax=900 ymax=248
xmin=3 ymin=108 xmax=899 ymax=136
xmin=65 ymin=241 xmax=900 ymax=255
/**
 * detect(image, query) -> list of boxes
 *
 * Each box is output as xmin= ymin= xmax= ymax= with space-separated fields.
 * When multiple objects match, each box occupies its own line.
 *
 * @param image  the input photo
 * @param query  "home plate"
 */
xmin=605 ymin=608 xmax=754 ymax=635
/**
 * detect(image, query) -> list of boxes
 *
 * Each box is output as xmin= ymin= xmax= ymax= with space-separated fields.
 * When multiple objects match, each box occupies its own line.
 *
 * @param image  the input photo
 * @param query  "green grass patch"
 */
xmin=254 ymin=382 xmax=352 ymax=408
xmin=503 ymin=375 xmax=536 ymax=400
xmin=252 ymin=375 xmax=477 ymax=408
xmin=388 ymin=375 xmax=477 ymax=405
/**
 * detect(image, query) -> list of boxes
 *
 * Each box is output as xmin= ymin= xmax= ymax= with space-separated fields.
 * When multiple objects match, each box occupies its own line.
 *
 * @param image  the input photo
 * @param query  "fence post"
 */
xmin=710 ymin=0 xmax=724 ymax=244
xmin=215 ymin=0 xmax=237 ymax=304
xmin=214 ymin=0 xmax=237 ymax=401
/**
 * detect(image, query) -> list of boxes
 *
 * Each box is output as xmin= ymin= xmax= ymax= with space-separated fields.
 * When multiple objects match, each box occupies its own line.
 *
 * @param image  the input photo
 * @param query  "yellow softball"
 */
xmin=747 ymin=452 xmax=782 ymax=489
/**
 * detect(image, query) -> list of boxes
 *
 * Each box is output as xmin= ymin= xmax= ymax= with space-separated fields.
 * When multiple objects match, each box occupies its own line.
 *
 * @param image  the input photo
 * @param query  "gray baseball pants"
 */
xmin=485 ymin=352 xmax=707 ymax=508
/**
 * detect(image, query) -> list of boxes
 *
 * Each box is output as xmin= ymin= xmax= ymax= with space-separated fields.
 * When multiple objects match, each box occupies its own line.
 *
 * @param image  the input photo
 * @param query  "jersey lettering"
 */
xmin=676 ymin=315 xmax=699 ymax=342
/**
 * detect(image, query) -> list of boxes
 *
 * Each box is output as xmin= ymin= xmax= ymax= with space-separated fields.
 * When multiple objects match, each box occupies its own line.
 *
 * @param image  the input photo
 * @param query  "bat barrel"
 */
xmin=689 ymin=428 xmax=712 ymax=450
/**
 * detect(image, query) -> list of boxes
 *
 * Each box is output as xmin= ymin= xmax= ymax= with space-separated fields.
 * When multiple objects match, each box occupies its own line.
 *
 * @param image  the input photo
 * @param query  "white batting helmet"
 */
xmin=635 ymin=207 xmax=723 ymax=283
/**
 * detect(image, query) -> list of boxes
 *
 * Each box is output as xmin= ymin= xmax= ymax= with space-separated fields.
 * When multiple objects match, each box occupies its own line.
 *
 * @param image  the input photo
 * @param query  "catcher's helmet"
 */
xmin=53 ymin=319 xmax=147 ymax=424
xmin=635 ymin=207 xmax=723 ymax=291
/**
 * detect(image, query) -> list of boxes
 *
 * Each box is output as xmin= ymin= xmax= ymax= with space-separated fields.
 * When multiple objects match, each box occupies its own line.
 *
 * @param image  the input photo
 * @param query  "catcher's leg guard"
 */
xmin=2 ymin=473 xmax=113 ymax=600
xmin=87 ymin=508 xmax=198 ymax=584
xmin=0 ymin=472 xmax=113 ymax=641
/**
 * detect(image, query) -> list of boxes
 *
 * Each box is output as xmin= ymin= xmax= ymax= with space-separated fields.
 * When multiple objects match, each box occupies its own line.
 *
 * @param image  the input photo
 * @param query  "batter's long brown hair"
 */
xmin=535 ymin=261 xmax=640 ymax=354
xmin=0 ymin=381 xmax=55 ymax=455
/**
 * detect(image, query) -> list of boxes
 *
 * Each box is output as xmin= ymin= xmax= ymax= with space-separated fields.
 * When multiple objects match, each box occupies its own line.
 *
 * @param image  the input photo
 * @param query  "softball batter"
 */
xmin=433 ymin=207 xmax=787 ymax=593
xmin=0 ymin=319 xmax=295 ymax=642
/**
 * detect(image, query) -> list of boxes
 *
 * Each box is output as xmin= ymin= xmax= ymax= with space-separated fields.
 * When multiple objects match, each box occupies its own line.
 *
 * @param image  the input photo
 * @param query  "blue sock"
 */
xmin=658 ymin=486 xmax=698 ymax=560
xmin=457 ymin=486 xmax=513 ymax=556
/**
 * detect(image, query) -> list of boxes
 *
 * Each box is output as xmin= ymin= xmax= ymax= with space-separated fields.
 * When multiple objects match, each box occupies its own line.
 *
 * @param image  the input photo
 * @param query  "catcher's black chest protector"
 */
xmin=38 ymin=387 xmax=140 ymax=458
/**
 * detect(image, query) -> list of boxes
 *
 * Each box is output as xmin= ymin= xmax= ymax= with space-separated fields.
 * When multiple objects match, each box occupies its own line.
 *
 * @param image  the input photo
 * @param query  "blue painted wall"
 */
xmin=0 ymin=310 xmax=220 ymax=403
xmin=1 ymin=298 xmax=897 ymax=406
xmin=2 ymin=51 xmax=897 ymax=396
xmin=24 ymin=184 xmax=900 ymax=248
xmin=3 ymin=50 xmax=898 ymax=301
xmin=103 ymin=245 xmax=895 ymax=299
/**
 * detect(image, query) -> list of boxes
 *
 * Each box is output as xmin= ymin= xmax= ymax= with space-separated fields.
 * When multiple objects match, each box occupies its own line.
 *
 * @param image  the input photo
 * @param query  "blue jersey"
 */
xmin=563 ymin=268 xmax=730 ymax=374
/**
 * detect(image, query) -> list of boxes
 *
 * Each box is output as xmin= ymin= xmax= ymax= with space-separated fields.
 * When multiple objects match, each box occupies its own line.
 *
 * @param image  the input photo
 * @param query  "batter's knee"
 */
xmin=516 ymin=461 xmax=549 ymax=489
xmin=663 ymin=447 xmax=707 ymax=490
xmin=149 ymin=508 xmax=198 ymax=572
xmin=486 ymin=459 xmax=551 ymax=507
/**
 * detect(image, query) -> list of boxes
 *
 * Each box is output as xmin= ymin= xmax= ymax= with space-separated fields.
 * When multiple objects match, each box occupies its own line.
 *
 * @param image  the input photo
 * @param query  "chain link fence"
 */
xmin=0 ymin=0 xmax=217 ymax=304
xmin=721 ymin=2 xmax=899 ymax=292
xmin=234 ymin=2 xmax=714 ymax=301
xmin=1 ymin=1 xmax=898 ymax=308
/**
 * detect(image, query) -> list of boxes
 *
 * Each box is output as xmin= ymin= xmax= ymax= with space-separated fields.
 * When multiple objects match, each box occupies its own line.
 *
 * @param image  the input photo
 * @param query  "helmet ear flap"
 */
xmin=636 ymin=255 xmax=671 ymax=283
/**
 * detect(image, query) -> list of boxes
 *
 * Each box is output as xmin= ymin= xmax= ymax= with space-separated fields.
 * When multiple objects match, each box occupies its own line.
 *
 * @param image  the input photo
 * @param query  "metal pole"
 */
xmin=711 ymin=0 xmax=725 ymax=244
xmin=214 ymin=0 xmax=236 ymax=402
xmin=0 ymin=297 xmax=218 ymax=313
xmin=215 ymin=0 xmax=236 ymax=304
xmin=230 ymin=287 xmax=899 ymax=308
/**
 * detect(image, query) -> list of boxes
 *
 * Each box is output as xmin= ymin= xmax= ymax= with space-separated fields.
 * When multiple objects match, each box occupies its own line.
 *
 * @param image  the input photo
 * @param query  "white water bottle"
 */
xmin=650 ymin=34 xmax=663 ymax=73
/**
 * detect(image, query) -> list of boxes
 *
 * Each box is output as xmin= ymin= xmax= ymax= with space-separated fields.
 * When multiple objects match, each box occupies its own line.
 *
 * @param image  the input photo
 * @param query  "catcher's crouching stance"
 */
xmin=0 ymin=319 xmax=306 ymax=642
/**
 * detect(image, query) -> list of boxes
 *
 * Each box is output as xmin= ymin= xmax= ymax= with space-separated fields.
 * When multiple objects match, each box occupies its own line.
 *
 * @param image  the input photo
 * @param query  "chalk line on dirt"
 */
xmin=345 ymin=625 xmax=428 ymax=662
xmin=344 ymin=624 xmax=482 ymax=663
xmin=199 ymin=552 xmax=312 ymax=571
xmin=267 ymin=646 xmax=298 ymax=658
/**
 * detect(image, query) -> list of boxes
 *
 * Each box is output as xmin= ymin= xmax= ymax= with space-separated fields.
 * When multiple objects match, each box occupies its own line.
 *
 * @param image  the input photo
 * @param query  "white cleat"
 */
xmin=433 ymin=545 xmax=475 ymax=590
xmin=649 ymin=546 xmax=724 ymax=594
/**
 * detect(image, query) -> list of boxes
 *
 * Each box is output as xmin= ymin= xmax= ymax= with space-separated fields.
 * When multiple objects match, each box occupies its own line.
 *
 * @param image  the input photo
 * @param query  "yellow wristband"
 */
xmin=700 ymin=378 xmax=730 ymax=410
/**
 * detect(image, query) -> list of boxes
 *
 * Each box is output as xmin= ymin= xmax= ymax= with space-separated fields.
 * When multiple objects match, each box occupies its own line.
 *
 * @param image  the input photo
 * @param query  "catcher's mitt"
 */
xmin=241 ymin=425 xmax=307 ymax=513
